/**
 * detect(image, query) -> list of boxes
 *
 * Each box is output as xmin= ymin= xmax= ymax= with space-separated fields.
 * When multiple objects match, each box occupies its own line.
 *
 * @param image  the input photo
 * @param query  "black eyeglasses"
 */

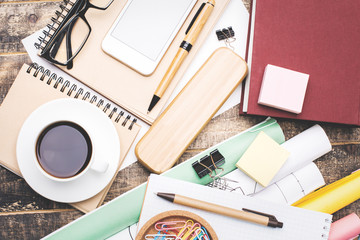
xmin=39 ymin=0 xmax=113 ymax=69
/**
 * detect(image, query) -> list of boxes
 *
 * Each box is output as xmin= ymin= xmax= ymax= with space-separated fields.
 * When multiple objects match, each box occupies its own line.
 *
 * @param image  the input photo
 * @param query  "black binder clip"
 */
xmin=192 ymin=149 xmax=225 ymax=178
xmin=216 ymin=26 xmax=235 ymax=41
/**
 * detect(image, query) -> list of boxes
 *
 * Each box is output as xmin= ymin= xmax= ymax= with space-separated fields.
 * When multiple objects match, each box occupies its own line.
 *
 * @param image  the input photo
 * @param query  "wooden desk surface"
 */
xmin=0 ymin=0 xmax=359 ymax=239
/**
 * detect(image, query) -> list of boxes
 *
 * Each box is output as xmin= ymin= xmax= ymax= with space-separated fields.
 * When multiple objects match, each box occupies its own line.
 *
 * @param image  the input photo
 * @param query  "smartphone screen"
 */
xmin=110 ymin=0 xmax=196 ymax=61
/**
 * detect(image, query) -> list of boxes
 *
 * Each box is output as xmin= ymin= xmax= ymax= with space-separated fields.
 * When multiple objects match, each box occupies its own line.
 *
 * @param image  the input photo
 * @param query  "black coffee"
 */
xmin=36 ymin=121 xmax=92 ymax=178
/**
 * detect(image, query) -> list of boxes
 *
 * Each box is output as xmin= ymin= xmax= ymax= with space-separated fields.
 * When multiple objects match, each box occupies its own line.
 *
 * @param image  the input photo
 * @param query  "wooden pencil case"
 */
xmin=135 ymin=48 xmax=248 ymax=173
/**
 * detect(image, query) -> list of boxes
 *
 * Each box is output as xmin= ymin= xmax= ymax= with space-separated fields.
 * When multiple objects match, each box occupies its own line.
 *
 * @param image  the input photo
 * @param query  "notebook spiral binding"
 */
xmin=26 ymin=62 xmax=137 ymax=130
xmin=34 ymin=0 xmax=75 ymax=50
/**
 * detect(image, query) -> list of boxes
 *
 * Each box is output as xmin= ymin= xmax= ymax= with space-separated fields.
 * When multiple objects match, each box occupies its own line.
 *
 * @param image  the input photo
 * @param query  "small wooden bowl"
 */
xmin=136 ymin=210 xmax=218 ymax=240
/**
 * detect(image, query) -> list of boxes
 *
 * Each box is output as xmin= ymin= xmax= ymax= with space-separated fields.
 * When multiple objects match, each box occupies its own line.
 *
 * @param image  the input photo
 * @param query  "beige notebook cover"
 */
xmin=43 ymin=0 xmax=231 ymax=124
xmin=0 ymin=64 xmax=140 ymax=213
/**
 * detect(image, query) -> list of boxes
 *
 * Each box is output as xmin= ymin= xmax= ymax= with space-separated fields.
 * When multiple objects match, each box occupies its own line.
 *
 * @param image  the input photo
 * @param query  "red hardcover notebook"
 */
xmin=241 ymin=0 xmax=360 ymax=126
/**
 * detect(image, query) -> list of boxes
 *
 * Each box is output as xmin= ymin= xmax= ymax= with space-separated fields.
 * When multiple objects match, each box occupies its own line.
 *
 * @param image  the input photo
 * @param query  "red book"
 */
xmin=241 ymin=0 xmax=360 ymax=126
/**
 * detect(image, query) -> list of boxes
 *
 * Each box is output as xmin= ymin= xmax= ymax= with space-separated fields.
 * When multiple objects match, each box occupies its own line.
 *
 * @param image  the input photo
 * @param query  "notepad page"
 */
xmin=138 ymin=174 xmax=332 ymax=240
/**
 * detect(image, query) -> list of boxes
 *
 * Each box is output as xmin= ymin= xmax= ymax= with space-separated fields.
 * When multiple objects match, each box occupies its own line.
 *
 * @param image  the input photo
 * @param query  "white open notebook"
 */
xmin=138 ymin=174 xmax=332 ymax=240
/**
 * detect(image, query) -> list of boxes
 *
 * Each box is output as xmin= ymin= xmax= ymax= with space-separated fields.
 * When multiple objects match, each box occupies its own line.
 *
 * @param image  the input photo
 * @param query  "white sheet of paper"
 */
xmin=22 ymin=0 xmax=249 ymax=172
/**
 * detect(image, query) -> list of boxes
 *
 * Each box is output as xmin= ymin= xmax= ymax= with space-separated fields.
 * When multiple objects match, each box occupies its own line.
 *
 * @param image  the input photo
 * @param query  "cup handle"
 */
xmin=90 ymin=159 xmax=109 ymax=173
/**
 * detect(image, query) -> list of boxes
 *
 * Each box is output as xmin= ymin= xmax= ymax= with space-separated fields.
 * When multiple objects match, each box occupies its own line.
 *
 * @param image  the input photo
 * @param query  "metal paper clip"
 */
xmin=188 ymin=223 xmax=201 ymax=232
xmin=200 ymin=226 xmax=210 ymax=240
xmin=177 ymin=220 xmax=195 ymax=239
xmin=191 ymin=227 xmax=209 ymax=240
xmin=155 ymin=221 xmax=187 ymax=231
xmin=144 ymin=234 xmax=177 ymax=240
xmin=181 ymin=226 xmax=201 ymax=240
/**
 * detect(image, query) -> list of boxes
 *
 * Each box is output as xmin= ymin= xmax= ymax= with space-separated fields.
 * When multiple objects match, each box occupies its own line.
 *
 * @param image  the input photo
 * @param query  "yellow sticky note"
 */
xmin=236 ymin=131 xmax=290 ymax=187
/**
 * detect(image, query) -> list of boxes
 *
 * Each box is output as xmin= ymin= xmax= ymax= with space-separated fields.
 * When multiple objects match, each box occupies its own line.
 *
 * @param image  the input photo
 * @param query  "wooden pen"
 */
xmin=147 ymin=0 xmax=216 ymax=113
xmin=156 ymin=192 xmax=283 ymax=228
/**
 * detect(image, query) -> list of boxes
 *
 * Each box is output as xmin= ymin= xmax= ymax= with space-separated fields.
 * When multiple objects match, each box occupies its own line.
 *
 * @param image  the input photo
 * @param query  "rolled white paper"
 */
xmin=272 ymin=124 xmax=331 ymax=185
xmin=254 ymin=162 xmax=325 ymax=204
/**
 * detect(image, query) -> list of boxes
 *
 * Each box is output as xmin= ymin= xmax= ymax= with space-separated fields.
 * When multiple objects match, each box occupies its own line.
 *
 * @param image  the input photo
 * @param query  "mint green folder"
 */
xmin=44 ymin=118 xmax=284 ymax=240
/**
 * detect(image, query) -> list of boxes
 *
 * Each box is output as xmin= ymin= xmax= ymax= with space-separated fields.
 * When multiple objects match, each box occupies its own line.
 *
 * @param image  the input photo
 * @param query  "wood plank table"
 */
xmin=0 ymin=0 xmax=359 ymax=239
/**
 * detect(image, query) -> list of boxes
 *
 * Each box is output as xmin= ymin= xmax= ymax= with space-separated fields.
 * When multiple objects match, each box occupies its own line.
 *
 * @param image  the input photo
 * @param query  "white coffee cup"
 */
xmin=34 ymin=120 xmax=109 ymax=182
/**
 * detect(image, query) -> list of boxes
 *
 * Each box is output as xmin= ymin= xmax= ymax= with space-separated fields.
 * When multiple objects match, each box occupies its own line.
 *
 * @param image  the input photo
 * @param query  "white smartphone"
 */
xmin=102 ymin=0 xmax=198 ymax=76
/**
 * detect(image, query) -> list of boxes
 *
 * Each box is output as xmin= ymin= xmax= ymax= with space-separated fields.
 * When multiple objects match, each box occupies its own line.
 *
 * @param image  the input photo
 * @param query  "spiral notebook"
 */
xmin=35 ymin=0 xmax=231 ymax=124
xmin=138 ymin=174 xmax=333 ymax=240
xmin=0 ymin=63 xmax=141 ymax=213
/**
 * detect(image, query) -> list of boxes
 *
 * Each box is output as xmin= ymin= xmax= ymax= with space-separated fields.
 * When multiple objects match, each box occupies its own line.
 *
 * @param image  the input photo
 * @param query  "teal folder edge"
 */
xmin=44 ymin=118 xmax=285 ymax=240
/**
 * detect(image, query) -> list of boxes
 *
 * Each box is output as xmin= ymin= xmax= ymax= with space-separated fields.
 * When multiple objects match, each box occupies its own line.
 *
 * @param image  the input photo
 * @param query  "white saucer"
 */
xmin=16 ymin=99 xmax=120 ymax=203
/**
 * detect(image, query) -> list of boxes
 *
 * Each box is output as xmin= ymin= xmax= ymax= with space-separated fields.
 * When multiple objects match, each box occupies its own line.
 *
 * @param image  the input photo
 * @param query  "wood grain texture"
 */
xmin=0 ymin=166 xmax=72 ymax=212
xmin=0 ymin=210 xmax=82 ymax=240
xmin=0 ymin=1 xmax=61 ymax=53
xmin=103 ymin=161 xmax=150 ymax=203
xmin=0 ymin=0 xmax=60 ymax=2
xmin=0 ymin=0 xmax=359 ymax=239
xmin=0 ymin=54 xmax=31 ymax=104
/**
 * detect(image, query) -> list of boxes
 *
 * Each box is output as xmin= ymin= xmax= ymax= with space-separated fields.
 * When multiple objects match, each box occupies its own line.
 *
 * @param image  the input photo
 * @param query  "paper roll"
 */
xmin=293 ymin=170 xmax=360 ymax=214
xmin=271 ymin=124 xmax=331 ymax=185
xmin=329 ymin=213 xmax=360 ymax=240
xmin=254 ymin=162 xmax=325 ymax=205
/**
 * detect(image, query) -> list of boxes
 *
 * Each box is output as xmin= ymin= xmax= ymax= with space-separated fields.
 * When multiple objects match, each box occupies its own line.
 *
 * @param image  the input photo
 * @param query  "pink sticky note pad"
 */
xmin=258 ymin=64 xmax=309 ymax=114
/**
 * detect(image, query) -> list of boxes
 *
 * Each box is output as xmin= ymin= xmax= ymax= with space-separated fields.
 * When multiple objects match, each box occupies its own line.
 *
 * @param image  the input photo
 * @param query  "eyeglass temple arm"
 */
xmin=65 ymin=21 xmax=76 ymax=69
xmin=49 ymin=30 xmax=66 ymax=59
